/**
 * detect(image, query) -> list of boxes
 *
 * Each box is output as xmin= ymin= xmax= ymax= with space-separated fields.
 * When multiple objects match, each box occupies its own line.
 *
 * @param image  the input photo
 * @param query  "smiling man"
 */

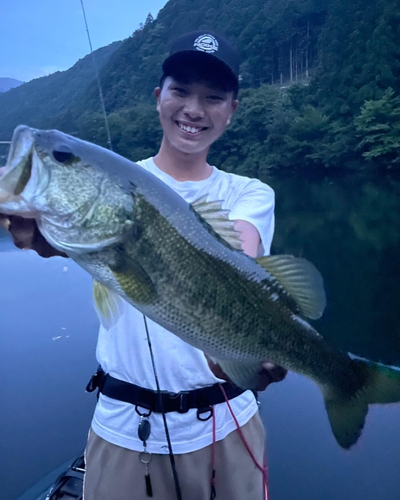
xmin=83 ymin=31 xmax=287 ymax=500
xmin=0 ymin=31 xmax=286 ymax=500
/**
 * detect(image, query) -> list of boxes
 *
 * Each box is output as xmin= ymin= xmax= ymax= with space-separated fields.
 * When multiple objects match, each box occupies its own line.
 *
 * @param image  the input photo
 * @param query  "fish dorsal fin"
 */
xmin=256 ymin=255 xmax=326 ymax=319
xmin=93 ymin=280 xmax=125 ymax=330
xmin=191 ymin=196 xmax=243 ymax=251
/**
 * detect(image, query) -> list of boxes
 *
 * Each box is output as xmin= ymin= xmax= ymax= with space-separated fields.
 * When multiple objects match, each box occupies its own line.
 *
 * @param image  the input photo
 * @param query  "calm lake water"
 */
xmin=1 ymin=171 xmax=399 ymax=500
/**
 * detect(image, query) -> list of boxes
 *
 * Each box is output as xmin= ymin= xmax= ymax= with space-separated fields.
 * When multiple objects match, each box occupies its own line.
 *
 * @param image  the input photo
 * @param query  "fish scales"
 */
xmin=95 ymin=191 xmax=351 ymax=388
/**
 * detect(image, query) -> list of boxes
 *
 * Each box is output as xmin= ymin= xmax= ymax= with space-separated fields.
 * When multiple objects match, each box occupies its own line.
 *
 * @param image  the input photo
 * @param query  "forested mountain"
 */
xmin=0 ymin=78 xmax=23 ymax=93
xmin=0 ymin=0 xmax=399 ymax=172
xmin=72 ymin=0 xmax=328 ymax=116
xmin=0 ymin=41 xmax=122 ymax=140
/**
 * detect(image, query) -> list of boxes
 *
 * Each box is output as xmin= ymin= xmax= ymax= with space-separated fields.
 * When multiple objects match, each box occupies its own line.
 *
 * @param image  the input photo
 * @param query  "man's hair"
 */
xmin=159 ymin=54 xmax=239 ymax=99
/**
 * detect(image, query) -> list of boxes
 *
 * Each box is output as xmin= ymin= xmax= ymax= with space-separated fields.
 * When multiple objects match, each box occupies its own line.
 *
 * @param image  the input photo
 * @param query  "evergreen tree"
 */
xmin=355 ymin=88 xmax=400 ymax=167
xmin=317 ymin=0 xmax=400 ymax=116
xmin=145 ymin=13 xmax=154 ymax=25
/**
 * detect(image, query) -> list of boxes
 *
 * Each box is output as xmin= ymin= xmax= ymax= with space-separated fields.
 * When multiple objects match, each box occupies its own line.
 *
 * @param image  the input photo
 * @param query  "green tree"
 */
xmin=355 ymin=88 xmax=400 ymax=167
xmin=145 ymin=13 xmax=154 ymax=25
xmin=209 ymin=85 xmax=290 ymax=176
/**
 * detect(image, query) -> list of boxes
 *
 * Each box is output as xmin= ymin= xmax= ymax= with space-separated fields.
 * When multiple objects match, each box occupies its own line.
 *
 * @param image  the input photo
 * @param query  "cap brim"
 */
xmin=162 ymin=51 xmax=238 ymax=87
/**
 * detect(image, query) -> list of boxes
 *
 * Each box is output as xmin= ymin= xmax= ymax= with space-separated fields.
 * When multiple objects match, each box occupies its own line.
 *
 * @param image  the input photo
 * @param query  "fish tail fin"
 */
xmin=323 ymin=360 xmax=400 ymax=449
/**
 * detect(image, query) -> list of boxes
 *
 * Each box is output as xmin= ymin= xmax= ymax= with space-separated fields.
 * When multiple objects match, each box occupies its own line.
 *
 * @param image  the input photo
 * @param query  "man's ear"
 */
xmin=154 ymin=87 xmax=161 ymax=111
xmin=227 ymin=99 xmax=239 ymax=125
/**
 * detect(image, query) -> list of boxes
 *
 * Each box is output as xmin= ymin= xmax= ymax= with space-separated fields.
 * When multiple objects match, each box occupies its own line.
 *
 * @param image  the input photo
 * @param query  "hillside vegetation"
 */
xmin=0 ymin=0 xmax=399 ymax=173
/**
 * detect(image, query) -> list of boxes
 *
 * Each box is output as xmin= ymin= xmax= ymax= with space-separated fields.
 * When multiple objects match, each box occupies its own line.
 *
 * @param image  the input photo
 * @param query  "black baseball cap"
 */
xmin=162 ymin=31 xmax=240 ymax=93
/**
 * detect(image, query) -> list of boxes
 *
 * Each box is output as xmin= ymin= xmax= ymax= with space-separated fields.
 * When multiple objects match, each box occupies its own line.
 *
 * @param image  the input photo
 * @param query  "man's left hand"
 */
xmin=256 ymin=362 xmax=288 ymax=391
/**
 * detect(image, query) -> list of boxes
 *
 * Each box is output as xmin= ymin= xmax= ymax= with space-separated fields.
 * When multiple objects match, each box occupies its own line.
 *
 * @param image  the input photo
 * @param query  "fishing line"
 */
xmin=78 ymin=6 xmax=182 ymax=497
xmin=143 ymin=316 xmax=183 ymax=500
xmin=79 ymin=0 xmax=113 ymax=151
xmin=80 ymin=4 xmax=182 ymax=500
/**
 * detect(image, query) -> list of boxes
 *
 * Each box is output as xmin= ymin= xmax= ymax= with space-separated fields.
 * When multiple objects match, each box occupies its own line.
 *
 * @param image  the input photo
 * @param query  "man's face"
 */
xmin=155 ymin=76 xmax=238 ymax=155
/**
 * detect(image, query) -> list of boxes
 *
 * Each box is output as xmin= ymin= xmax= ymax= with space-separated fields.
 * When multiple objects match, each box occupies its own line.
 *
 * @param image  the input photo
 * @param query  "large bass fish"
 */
xmin=1 ymin=125 xmax=399 ymax=449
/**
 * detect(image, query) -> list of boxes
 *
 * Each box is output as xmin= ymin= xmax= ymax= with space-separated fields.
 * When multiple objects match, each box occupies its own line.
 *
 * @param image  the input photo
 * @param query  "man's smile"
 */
xmin=175 ymin=121 xmax=209 ymax=135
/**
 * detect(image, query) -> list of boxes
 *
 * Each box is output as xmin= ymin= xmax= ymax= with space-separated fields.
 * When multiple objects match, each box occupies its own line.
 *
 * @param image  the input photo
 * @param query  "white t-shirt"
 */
xmin=91 ymin=157 xmax=275 ymax=454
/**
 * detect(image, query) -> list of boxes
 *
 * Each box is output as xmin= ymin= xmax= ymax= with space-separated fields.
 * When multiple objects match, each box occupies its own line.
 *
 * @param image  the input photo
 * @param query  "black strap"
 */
xmin=86 ymin=367 xmax=245 ymax=414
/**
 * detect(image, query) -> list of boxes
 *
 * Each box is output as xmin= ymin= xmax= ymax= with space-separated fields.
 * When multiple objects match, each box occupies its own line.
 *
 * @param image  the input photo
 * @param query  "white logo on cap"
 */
xmin=194 ymin=34 xmax=219 ymax=53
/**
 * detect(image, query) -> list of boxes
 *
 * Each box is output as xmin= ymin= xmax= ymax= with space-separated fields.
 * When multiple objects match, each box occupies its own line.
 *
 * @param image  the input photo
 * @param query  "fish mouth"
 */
xmin=0 ymin=126 xmax=35 ymax=204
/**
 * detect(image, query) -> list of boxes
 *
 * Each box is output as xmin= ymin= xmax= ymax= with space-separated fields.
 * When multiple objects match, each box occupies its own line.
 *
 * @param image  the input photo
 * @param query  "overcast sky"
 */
xmin=1 ymin=0 xmax=168 ymax=82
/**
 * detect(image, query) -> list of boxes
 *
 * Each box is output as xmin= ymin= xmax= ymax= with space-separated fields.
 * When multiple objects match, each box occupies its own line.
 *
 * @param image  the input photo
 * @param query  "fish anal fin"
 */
xmin=212 ymin=359 xmax=264 ymax=390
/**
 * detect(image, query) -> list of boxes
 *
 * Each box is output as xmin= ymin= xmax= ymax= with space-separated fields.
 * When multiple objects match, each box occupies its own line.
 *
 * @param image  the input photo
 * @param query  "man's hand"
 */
xmin=0 ymin=168 xmax=67 ymax=258
xmin=257 ymin=362 xmax=288 ymax=390
xmin=207 ymin=356 xmax=287 ymax=391
xmin=0 ymin=215 xmax=67 ymax=258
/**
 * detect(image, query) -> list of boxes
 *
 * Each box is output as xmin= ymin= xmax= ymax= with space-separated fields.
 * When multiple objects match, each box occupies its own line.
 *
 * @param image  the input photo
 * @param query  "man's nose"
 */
xmin=183 ymin=96 xmax=205 ymax=120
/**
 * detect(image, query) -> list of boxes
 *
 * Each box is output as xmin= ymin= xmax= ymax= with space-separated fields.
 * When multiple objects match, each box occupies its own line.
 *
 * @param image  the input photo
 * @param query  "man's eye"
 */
xmin=208 ymin=95 xmax=223 ymax=101
xmin=173 ymin=88 xmax=187 ymax=94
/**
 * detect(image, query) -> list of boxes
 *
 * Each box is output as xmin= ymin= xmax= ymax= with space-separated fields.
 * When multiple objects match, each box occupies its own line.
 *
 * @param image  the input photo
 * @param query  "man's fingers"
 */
xmin=0 ymin=214 xmax=11 ymax=231
xmin=261 ymin=362 xmax=288 ymax=383
xmin=8 ymin=216 xmax=36 ymax=249
xmin=0 ymin=212 xmax=67 ymax=258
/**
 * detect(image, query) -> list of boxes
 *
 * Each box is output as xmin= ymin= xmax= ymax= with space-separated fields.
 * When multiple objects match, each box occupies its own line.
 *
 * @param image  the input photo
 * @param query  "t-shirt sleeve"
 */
xmin=228 ymin=179 xmax=275 ymax=256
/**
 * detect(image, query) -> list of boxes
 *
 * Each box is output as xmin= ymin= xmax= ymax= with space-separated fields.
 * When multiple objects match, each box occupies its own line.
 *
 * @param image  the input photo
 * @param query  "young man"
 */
xmin=0 ymin=31 xmax=286 ymax=500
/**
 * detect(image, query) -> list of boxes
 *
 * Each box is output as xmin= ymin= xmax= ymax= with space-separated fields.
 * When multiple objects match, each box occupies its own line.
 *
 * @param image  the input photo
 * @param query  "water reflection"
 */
xmin=1 ymin=171 xmax=400 ymax=500
xmin=262 ymin=376 xmax=400 ymax=500
xmin=265 ymin=171 xmax=400 ymax=368
xmin=0 ymin=243 xmax=98 ymax=499
xmin=263 ymin=171 xmax=400 ymax=499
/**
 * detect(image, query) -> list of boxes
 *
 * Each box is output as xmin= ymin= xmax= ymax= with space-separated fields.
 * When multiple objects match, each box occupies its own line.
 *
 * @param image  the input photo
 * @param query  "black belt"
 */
xmin=86 ymin=366 xmax=246 ymax=420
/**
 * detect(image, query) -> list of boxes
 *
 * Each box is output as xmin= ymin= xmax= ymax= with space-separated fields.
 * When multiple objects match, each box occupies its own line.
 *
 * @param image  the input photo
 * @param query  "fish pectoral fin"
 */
xmin=110 ymin=251 xmax=157 ymax=305
xmin=93 ymin=280 xmax=125 ymax=330
xmin=212 ymin=359 xmax=264 ymax=390
xmin=190 ymin=196 xmax=243 ymax=251
xmin=256 ymin=255 xmax=326 ymax=319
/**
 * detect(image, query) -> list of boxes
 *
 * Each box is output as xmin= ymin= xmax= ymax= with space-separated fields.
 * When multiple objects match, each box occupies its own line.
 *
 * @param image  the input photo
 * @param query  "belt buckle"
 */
xmin=176 ymin=391 xmax=189 ymax=413
xmin=167 ymin=390 xmax=190 ymax=413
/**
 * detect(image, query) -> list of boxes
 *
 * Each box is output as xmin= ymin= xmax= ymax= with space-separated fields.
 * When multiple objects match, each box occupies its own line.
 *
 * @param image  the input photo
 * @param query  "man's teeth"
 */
xmin=178 ymin=122 xmax=203 ymax=134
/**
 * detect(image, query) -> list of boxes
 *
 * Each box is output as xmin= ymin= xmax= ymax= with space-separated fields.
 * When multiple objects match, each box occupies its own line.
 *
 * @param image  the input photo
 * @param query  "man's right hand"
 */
xmin=0 ymin=215 xmax=67 ymax=258
xmin=0 ymin=168 xmax=67 ymax=258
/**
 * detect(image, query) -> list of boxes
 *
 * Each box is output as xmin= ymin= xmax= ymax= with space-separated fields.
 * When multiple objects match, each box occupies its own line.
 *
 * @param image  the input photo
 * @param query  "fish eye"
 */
xmin=52 ymin=149 xmax=75 ymax=163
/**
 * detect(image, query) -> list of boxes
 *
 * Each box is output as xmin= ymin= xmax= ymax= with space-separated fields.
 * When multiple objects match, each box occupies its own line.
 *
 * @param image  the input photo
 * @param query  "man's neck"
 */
xmin=153 ymin=139 xmax=213 ymax=182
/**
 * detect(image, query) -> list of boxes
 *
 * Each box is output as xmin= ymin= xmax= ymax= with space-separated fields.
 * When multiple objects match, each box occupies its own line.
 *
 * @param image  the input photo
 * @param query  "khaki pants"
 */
xmin=84 ymin=412 xmax=266 ymax=500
